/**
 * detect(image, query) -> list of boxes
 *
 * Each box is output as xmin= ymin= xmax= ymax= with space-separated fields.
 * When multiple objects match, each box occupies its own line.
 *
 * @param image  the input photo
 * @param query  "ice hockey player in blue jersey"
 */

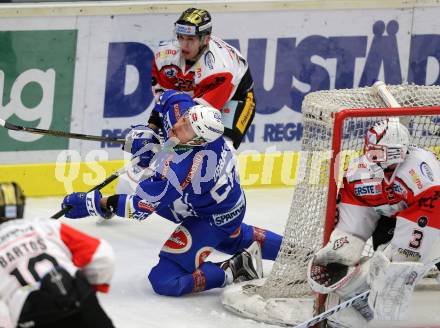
xmin=62 ymin=90 xmax=283 ymax=296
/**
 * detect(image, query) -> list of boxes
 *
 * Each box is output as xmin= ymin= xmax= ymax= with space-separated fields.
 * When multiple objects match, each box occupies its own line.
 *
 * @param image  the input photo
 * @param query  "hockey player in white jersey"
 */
xmin=307 ymin=119 xmax=440 ymax=327
xmin=0 ymin=182 xmax=115 ymax=328
xmin=149 ymin=7 xmax=255 ymax=150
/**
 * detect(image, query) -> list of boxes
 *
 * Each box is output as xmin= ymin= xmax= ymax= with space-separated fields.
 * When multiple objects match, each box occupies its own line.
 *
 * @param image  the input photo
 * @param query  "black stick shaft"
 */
xmin=0 ymin=118 xmax=124 ymax=143
xmin=51 ymin=172 xmax=121 ymax=219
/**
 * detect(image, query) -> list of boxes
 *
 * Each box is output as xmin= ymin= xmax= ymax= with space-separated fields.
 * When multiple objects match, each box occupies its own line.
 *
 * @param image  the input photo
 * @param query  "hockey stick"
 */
xmin=372 ymin=81 xmax=400 ymax=108
xmin=0 ymin=118 xmax=124 ymax=144
xmin=373 ymin=81 xmax=440 ymax=135
xmin=50 ymin=137 xmax=179 ymax=219
xmin=293 ymin=255 xmax=440 ymax=328
xmin=293 ymin=291 xmax=370 ymax=328
xmin=372 ymin=81 xmax=408 ymax=126
xmin=50 ymin=161 xmax=135 ymax=219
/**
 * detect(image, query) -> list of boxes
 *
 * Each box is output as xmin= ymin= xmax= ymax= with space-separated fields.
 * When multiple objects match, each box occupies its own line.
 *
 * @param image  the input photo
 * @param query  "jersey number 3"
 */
xmin=409 ymin=229 xmax=424 ymax=249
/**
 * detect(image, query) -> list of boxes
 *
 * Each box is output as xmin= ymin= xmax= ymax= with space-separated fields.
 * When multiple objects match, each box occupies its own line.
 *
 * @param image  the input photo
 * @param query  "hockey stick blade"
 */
xmin=292 ymin=291 xmax=370 ymax=328
xmin=0 ymin=118 xmax=124 ymax=143
xmin=293 ymin=255 xmax=440 ymax=328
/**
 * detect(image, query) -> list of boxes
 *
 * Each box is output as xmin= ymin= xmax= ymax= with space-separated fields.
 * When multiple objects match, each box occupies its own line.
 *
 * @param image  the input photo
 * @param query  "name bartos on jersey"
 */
xmin=0 ymin=226 xmax=47 ymax=269
xmin=0 ymin=237 xmax=47 ymax=269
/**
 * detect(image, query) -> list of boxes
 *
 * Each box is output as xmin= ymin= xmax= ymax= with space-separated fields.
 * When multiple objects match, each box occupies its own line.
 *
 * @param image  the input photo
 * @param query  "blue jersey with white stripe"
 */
xmin=115 ymin=137 xmax=245 ymax=231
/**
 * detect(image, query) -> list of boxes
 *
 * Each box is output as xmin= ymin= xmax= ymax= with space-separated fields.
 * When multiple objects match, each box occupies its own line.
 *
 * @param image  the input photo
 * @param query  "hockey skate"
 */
xmin=221 ymin=241 xmax=263 ymax=283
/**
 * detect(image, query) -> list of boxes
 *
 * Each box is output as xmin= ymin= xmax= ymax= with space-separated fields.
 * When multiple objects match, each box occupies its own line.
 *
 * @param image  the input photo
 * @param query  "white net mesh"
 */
xmin=260 ymin=84 xmax=440 ymax=300
xmin=223 ymin=84 xmax=440 ymax=324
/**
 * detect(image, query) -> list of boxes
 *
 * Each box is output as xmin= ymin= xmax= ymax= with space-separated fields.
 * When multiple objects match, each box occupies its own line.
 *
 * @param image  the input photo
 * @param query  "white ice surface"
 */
xmin=25 ymin=188 xmax=440 ymax=328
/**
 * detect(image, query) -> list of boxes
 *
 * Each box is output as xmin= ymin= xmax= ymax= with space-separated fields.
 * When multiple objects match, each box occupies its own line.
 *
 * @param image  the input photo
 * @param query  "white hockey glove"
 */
xmin=308 ymin=229 xmax=366 ymax=294
xmin=368 ymin=248 xmax=428 ymax=321
xmin=308 ymin=229 xmax=373 ymax=327
xmin=314 ymin=229 xmax=365 ymax=267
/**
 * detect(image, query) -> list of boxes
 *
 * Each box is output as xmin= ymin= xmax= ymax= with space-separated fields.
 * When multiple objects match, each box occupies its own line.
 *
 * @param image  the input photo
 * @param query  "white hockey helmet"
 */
xmin=364 ymin=119 xmax=410 ymax=168
xmin=185 ymin=104 xmax=224 ymax=146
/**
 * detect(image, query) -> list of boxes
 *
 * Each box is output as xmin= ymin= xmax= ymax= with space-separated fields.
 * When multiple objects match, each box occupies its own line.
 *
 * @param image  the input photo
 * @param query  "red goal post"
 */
xmin=222 ymin=84 xmax=440 ymax=327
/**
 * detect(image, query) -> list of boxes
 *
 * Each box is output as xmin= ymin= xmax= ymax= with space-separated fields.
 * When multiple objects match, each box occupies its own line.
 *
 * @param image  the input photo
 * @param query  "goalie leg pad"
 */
xmin=368 ymin=250 xmax=428 ymax=321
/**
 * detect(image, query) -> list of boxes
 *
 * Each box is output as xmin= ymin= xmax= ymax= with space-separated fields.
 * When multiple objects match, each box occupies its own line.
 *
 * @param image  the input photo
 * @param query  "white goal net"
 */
xmin=222 ymin=84 xmax=440 ymax=326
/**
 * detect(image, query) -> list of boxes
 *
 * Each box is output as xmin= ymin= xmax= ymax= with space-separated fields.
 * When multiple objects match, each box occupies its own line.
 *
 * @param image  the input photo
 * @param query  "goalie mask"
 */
xmin=0 ymin=182 xmax=25 ymax=222
xmin=364 ymin=119 xmax=410 ymax=168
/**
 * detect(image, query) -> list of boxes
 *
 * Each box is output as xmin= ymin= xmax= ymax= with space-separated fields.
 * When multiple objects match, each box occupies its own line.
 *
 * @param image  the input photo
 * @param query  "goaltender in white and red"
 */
xmin=307 ymin=119 xmax=440 ymax=327
xmin=0 ymin=182 xmax=115 ymax=328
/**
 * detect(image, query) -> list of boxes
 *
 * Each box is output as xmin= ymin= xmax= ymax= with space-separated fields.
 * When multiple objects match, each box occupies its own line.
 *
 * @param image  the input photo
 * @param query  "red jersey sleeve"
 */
xmin=60 ymin=223 xmax=114 ymax=292
xmin=194 ymin=72 xmax=234 ymax=109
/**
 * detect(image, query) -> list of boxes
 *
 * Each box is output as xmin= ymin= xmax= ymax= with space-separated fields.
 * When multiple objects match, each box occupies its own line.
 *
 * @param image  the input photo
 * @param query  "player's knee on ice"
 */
xmin=148 ymin=257 xmax=229 ymax=296
xmin=148 ymin=258 xmax=191 ymax=296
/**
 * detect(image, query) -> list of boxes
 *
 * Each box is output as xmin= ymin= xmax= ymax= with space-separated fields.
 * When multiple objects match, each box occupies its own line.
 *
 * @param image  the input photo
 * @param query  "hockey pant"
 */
xmin=148 ymin=217 xmax=282 ymax=296
xmin=18 ymin=268 xmax=114 ymax=328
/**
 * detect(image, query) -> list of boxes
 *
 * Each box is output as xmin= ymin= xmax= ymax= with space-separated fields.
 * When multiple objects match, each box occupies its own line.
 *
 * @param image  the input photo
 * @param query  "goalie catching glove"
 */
xmin=307 ymin=229 xmax=373 ymax=327
xmin=62 ymin=190 xmax=113 ymax=220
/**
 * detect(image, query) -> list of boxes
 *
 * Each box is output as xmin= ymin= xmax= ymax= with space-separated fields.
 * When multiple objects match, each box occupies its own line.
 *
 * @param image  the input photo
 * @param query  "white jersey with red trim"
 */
xmin=152 ymin=36 xmax=249 ymax=110
xmin=337 ymin=146 xmax=440 ymax=261
xmin=0 ymin=217 xmax=114 ymax=326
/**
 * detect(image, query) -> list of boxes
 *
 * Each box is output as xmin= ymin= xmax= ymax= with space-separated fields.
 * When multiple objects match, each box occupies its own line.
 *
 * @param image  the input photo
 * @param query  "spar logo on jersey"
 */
xmin=162 ymin=226 xmax=192 ymax=254
xmin=354 ymin=183 xmax=382 ymax=196
xmin=195 ymin=247 xmax=213 ymax=268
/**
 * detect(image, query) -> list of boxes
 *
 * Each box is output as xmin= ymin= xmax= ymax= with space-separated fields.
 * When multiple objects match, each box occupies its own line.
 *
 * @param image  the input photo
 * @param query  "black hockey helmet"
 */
xmin=0 ymin=182 xmax=25 ymax=223
xmin=174 ymin=8 xmax=212 ymax=37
